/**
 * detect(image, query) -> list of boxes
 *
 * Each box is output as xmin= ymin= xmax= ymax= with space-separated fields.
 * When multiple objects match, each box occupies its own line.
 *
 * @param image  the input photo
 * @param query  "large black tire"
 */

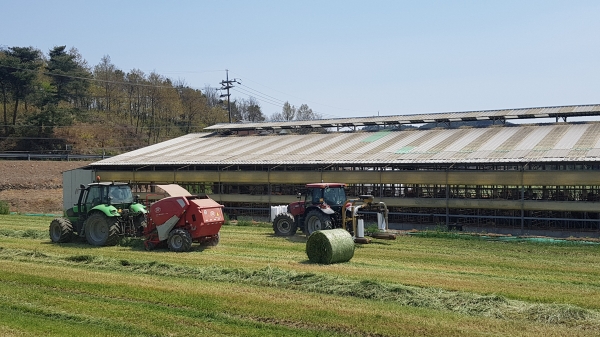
xmin=167 ymin=228 xmax=193 ymax=252
xmin=84 ymin=213 xmax=120 ymax=246
xmin=273 ymin=213 xmax=297 ymax=236
xmin=303 ymin=210 xmax=333 ymax=236
xmin=49 ymin=218 xmax=73 ymax=243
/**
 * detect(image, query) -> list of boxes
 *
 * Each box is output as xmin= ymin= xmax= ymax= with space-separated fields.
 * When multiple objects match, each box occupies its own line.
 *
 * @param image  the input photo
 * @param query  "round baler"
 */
xmin=143 ymin=195 xmax=224 ymax=252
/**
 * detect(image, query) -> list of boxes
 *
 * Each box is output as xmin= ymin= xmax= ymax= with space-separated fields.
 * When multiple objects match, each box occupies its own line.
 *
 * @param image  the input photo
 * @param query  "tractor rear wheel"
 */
xmin=303 ymin=210 xmax=333 ymax=236
xmin=273 ymin=213 xmax=297 ymax=236
xmin=84 ymin=213 xmax=120 ymax=246
xmin=167 ymin=229 xmax=193 ymax=252
xmin=49 ymin=218 xmax=73 ymax=243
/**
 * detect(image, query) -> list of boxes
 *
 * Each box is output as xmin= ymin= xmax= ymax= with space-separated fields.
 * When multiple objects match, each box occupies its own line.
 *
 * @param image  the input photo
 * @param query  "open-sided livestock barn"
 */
xmin=90 ymin=104 xmax=600 ymax=236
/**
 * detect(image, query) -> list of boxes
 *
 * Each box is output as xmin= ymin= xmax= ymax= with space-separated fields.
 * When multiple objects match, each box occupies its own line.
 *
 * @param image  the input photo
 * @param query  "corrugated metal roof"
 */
xmin=92 ymin=122 xmax=600 ymax=167
xmin=204 ymin=104 xmax=600 ymax=131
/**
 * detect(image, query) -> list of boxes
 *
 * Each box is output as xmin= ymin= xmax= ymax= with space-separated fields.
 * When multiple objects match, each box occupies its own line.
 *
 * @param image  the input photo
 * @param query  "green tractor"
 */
xmin=49 ymin=182 xmax=147 ymax=246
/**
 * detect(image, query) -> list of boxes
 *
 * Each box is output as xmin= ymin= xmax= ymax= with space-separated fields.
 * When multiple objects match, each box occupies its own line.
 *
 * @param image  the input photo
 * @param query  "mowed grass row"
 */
xmin=1 ymin=214 xmax=600 ymax=336
xmin=3 ymin=215 xmax=599 ymax=308
xmin=6 ymin=259 xmax=590 ymax=337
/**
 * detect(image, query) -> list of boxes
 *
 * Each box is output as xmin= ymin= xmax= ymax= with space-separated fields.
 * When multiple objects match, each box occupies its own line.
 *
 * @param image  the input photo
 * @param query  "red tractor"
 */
xmin=273 ymin=183 xmax=394 ymax=241
xmin=272 ymin=183 xmax=351 ymax=236
xmin=143 ymin=194 xmax=224 ymax=252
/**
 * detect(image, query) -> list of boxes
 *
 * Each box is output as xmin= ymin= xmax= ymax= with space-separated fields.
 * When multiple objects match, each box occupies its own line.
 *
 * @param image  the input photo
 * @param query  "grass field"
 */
xmin=1 ymin=214 xmax=600 ymax=336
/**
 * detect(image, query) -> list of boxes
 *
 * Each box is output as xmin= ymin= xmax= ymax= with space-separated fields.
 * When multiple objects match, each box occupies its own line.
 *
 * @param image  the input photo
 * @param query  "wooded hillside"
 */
xmin=0 ymin=45 xmax=270 ymax=155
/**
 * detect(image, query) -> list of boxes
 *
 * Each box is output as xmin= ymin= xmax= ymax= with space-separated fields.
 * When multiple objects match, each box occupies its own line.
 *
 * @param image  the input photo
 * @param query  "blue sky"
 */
xmin=2 ymin=0 xmax=599 ymax=120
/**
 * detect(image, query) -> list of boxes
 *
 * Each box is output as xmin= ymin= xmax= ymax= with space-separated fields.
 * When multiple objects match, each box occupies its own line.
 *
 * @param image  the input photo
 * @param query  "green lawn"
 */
xmin=0 ymin=214 xmax=599 ymax=336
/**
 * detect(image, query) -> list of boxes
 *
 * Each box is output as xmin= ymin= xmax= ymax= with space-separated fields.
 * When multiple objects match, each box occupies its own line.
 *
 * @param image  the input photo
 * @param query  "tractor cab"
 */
xmin=75 ymin=182 xmax=135 ymax=217
xmin=107 ymin=184 xmax=134 ymax=205
xmin=305 ymin=183 xmax=347 ymax=209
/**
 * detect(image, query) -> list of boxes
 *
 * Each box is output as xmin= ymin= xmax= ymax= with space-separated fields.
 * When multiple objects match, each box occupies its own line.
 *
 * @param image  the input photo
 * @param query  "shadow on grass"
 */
xmin=265 ymin=233 xmax=308 ymax=244
xmin=285 ymin=235 xmax=307 ymax=243
xmin=367 ymin=240 xmax=393 ymax=246
xmin=41 ymin=233 xmax=221 ymax=253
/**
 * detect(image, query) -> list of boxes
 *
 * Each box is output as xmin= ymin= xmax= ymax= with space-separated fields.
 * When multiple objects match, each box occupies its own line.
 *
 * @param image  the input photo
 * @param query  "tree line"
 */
xmin=0 ymin=45 xmax=320 ymax=154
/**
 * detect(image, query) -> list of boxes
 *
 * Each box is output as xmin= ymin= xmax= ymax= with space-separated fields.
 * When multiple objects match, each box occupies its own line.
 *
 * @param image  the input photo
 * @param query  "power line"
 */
xmin=152 ymin=69 xmax=225 ymax=75
xmin=232 ymin=83 xmax=340 ymax=119
xmin=232 ymin=87 xmax=286 ymax=108
xmin=237 ymin=83 xmax=288 ymax=105
xmin=230 ymin=71 xmax=376 ymax=117
xmin=0 ymin=64 xmax=186 ymax=90
xmin=0 ymin=64 xmax=359 ymax=120
xmin=1 ymin=64 xmax=347 ymax=119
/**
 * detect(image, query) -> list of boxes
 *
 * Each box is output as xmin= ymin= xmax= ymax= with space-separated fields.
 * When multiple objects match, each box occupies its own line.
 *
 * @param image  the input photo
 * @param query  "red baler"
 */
xmin=143 ymin=195 xmax=224 ymax=252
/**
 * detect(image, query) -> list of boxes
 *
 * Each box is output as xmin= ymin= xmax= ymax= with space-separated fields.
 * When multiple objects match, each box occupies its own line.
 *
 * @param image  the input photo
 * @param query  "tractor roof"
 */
xmin=87 ymin=182 xmax=130 ymax=187
xmin=305 ymin=183 xmax=346 ymax=189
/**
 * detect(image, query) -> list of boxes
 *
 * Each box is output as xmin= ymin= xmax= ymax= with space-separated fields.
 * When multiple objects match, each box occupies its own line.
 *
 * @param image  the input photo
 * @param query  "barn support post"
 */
xmin=445 ymin=164 xmax=455 ymax=228
xmin=218 ymin=165 xmax=222 ymax=204
xmin=445 ymin=168 xmax=449 ymax=227
xmin=268 ymin=166 xmax=272 ymax=208
xmin=520 ymin=164 xmax=526 ymax=235
xmin=379 ymin=166 xmax=384 ymax=203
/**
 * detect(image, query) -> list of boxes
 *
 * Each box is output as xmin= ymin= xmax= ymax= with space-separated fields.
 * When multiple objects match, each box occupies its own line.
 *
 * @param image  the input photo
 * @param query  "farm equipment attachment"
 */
xmin=143 ymin=194 xmax=224 ymax=252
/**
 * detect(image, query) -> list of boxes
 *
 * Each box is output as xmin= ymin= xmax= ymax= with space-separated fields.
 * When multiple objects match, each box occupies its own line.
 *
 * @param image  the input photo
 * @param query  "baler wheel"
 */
xmin=273 ymin=213 xmax=297 ymax=236
xmin=84 ymin=213 xmax=120 ymax=246
xmin=49 ymin=218 xmax=74 ymax=243
xmin=167 ymin=229 xmax=193 ymax=252
xmin=303 ymin=210 xmax=333 ymax=236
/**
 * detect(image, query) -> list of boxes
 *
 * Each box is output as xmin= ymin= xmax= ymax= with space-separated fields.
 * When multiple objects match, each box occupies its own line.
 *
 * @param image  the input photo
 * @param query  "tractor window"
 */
xmin=323 ymin=187 xmax=346 ymax=206
xmin=305 ymin=188 xmax=321 ymax=204
xmin=109 ymin=185 xmax=133 ymax=204
xmin=85 ymin=186 xmax=102 ymax=208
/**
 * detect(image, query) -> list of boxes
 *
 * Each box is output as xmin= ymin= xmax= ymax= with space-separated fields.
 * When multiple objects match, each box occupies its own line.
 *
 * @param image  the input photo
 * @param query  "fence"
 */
xmin=0 ymin=152 xmax=109 ymax=161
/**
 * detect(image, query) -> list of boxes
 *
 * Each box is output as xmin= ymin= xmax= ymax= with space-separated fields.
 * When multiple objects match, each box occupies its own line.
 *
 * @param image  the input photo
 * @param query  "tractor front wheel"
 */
xmin=273 ymin=213 xmax=297 ymax=236
xmin=167 ymin=229 xmax=193 ymax=252
xmin=303 ymin=210 xmax=333 ymax=236
xmin=49 ymin=218 xmax=73 ymax=243
xmin=85 ymin=213 xmax=120 ymax=246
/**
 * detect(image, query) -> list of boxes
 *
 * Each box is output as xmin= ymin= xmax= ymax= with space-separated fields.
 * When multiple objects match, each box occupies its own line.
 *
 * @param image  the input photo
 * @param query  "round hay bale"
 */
xmin=306 ymin=229 xmax=355 ymax=264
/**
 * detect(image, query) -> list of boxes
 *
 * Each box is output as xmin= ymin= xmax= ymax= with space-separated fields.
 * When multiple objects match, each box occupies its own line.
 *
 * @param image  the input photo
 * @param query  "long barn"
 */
xmin=88 ymin=104 xmax=600 ymax=237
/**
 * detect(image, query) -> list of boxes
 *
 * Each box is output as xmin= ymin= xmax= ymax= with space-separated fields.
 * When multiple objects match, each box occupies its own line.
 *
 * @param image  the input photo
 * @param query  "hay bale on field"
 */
xmin=306 ymin=229 xmax=355 ymax=264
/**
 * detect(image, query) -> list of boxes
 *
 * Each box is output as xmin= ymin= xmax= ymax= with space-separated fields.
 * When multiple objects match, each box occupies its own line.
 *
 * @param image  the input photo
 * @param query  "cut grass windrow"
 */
xmin=0 ymin=246 xmax=598 ymax=327
xmin=0 ymin=295 xmax=148 ymax=336
xmin=0 ymin=228 xmax=48 ymax=240
xmin=0 ymin=283 xmax=352 ymax=337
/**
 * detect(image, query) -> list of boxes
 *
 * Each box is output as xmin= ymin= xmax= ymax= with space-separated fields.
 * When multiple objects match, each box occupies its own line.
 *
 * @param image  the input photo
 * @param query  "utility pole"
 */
xmin=219 ymin=69 xmax=241 ymax=123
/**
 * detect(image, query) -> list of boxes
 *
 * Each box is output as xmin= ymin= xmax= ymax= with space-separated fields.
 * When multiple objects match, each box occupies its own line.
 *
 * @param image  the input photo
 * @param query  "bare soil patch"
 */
xmin=0 ymin=160 xmax=92 ymax=213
